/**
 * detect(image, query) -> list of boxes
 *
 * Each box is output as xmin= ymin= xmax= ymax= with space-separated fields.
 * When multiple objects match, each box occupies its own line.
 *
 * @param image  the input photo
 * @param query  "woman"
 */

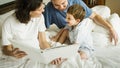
xmin=2 ymin=0 xmax=62 ymax=65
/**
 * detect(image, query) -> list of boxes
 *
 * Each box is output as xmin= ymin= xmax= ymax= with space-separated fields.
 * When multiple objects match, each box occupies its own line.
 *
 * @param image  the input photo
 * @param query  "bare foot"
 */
xmin=79 ymin=51 xmax=88 ymax=60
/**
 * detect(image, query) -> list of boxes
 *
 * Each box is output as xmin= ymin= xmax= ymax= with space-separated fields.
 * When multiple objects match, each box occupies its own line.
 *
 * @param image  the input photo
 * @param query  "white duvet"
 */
xmin=0 ymin=6 xmax=120 ymax=68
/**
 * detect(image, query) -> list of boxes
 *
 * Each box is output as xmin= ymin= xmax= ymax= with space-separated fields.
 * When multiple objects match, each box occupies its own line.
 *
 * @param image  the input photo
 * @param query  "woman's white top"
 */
xmin=2 ymin=13 xmax=46 ymax=49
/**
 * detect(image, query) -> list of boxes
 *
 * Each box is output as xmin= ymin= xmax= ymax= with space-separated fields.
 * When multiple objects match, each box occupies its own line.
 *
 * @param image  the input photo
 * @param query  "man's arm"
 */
xmin=90 ymin=12 xmax=118 ymax=45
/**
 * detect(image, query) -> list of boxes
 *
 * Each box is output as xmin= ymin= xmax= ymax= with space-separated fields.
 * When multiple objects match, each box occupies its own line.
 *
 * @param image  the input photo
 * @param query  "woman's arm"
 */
xmin=38 ymin=32 xmax=51 ymax=49
xmin=90 ymin=12 xmax=118 ymax=45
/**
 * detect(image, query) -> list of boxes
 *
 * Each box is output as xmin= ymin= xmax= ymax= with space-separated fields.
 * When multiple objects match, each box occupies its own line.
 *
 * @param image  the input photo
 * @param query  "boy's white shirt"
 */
xmin=68 ymin=18 xmax=95 ymax=56
xmin=68 ymin=18 xmax=94 ymax=46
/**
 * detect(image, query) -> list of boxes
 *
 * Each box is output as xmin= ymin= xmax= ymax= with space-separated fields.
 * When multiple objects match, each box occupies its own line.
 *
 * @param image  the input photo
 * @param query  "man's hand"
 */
xmin=109 ymin=28 xmax=118 ymax=45
xmin=2 ymin=46 xmax=27 ymax=58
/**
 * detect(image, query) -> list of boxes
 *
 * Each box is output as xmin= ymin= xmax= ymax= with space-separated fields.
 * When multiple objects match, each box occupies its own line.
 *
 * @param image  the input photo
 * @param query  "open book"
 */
xmin=39 ymin=44 xmax=79 ymax=64
xmin=9 ymin=39 xmax=79 ymax=64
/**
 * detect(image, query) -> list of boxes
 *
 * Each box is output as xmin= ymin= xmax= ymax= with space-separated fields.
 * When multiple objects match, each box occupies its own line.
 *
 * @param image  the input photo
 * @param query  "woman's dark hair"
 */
xmin=15 ymin=0 xmax=43 ymax=23
xmin=67 ymin=4 xmax=86 ymax=22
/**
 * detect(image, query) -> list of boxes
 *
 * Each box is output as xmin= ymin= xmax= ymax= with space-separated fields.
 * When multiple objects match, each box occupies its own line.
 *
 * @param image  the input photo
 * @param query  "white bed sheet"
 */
xmin=0 ymin=39 xmax=120 ymax=68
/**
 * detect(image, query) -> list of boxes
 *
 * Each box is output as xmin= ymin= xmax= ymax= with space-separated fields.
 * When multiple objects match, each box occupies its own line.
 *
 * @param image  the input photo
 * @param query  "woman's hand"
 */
xmin=50 ymin=57 xmax=67 ymax=65
xmin=109 ymin=28 xmax=118 ymax=45
xmin=2 ymin=45 xmax=27 ymax=58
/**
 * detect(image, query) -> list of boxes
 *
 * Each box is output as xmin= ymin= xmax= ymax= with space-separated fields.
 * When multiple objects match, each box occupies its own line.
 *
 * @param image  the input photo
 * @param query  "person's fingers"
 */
xmin=18 ymin=51 xmax=27 ymax=57
xmin=51 ymin=57 xmax=67 ymax=65
xmin=51 ymin=61 xmax=54 ymax=64
xmin=12 ymin=48 xmax=19 ymax=55
xmin=114 ymin=36 xmax=118 ymax=45
xmin=115 ymin=33 xmax=118 ymax=45
xmin=54 ymin=59 xmax=58 ymax=65
xmin=51 ymin=58 xmax=61 ymax=65
xmin=110 ymin=29 xmax=118 ymax=45
xmin=111 ymin=32 xmax=118 ymax=45
xmin=14 ymin=54 xmax=26 ymax=58
xmin=17 ymin=54 xmax=26 ymax=58
xmin=51 ymin=59 xmax=56 ymax=65
xmin=56 ymin=58 xmax=61 ymax=64
xmin=13 ymin=51 xmax=27 ymax=58
xmin=109 ymin=33 xmax=112 ymax=42
xmin=12 ymin=49 xmax=27 ymax=58
xmin=17 ymin=51 xmax=27 ymax=55
xmin=60 ymin=58 xmax=67 ymax=65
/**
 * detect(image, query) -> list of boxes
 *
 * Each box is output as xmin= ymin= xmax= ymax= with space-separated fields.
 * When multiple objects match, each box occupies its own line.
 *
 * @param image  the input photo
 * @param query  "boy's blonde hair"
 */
xmin=67 ymin=4 xmax=85 ymax=21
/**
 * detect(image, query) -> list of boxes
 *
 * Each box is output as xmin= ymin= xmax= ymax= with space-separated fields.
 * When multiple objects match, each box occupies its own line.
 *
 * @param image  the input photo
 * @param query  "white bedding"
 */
xmin=0 ymin=6 xmax=120 ymax=68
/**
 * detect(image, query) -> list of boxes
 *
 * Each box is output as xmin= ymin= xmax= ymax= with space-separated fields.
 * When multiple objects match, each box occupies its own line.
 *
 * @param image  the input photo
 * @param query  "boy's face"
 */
xmin=66 ymin=13 xmax=80 ymax=26
xmin=52 ymin=0 xmax=68 ymax=11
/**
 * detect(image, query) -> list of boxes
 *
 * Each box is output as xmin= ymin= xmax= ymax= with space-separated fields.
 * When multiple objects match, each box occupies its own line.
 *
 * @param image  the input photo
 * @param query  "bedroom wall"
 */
xmin=106 ymin=0 xmax=120 ymax=15
xmin=44 ymin=0 xmax=50 ymax=4
xmin=0 ymin=0 xmax=14 ymax=5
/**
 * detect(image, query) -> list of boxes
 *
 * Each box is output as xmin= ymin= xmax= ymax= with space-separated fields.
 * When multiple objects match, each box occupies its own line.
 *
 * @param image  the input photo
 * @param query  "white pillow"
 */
xmin=92 ymin=5 xmax=111 ymax=19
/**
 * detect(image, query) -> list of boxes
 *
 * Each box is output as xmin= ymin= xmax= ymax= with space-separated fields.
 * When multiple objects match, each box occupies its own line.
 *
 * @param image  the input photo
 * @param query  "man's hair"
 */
xmin=15 ymin=0 xmax=43 ymax=23
xmin=67 ymin=4 xmax=86 ymax=21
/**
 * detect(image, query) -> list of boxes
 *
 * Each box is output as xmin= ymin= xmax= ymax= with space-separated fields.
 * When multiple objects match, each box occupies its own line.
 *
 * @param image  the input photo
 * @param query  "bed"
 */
xmin=0 ymin=4 xmax=120 ymax=68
